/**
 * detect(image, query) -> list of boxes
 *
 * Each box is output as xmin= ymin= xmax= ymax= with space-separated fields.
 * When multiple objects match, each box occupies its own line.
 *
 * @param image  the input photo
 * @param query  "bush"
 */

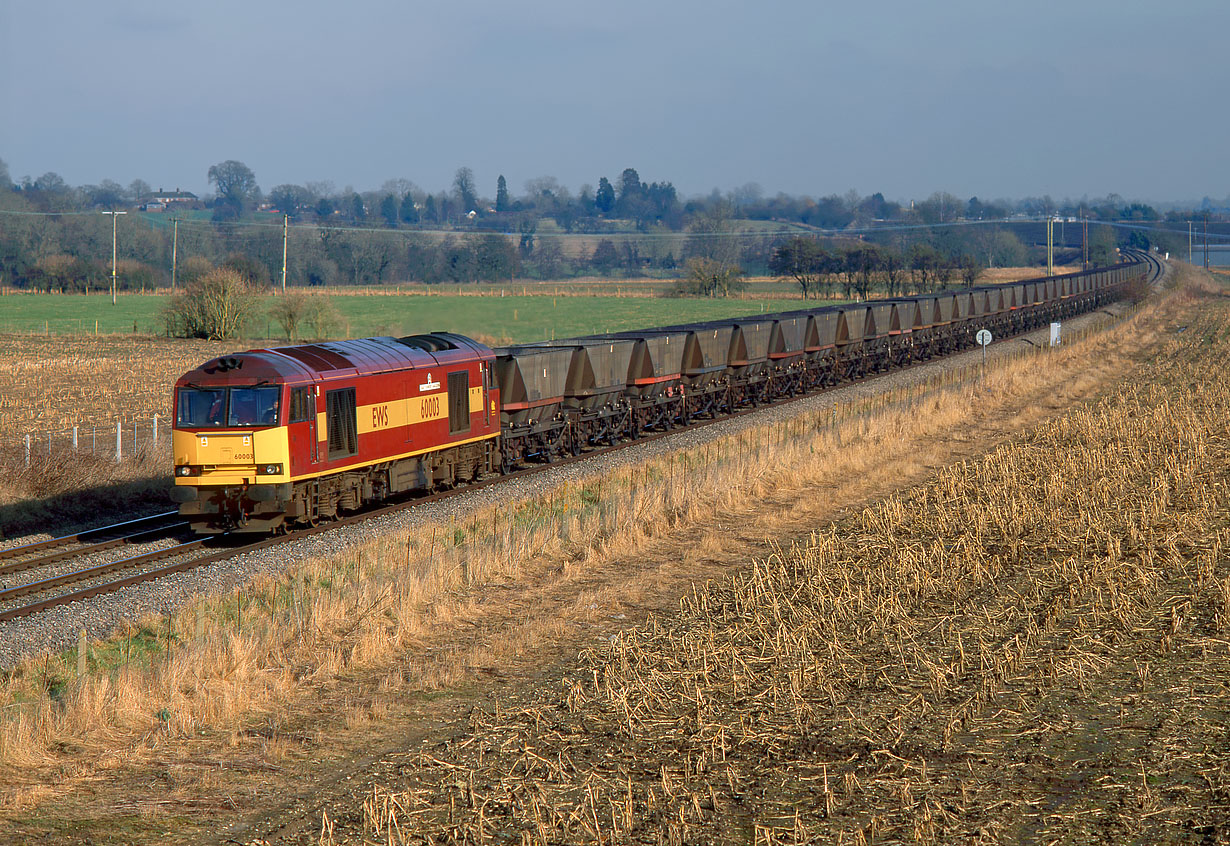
xmin=267 ymin=290 xmax=341 ymax=341
xmin=672 ymin=257 xmax=745 ymax=297
xmin=164 ymin=267 xmax=258 ymax=339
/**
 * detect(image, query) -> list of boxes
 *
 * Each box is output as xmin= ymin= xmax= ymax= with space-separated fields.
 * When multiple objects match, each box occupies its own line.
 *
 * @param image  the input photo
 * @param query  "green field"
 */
xmin=0 ymin=292 xmax=168 ymax=336
xmin=0 ymin=291 xmax=797 ymax=345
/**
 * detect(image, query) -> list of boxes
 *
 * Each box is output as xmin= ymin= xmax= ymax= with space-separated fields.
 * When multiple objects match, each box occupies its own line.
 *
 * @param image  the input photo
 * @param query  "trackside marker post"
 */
xmin=976 ymin=329 xmax=992 ymax=385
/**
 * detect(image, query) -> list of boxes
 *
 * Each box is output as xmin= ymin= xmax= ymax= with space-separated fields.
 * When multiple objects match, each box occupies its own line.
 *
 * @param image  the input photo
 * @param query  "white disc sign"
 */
xmin=976 ymin=329 xmax=992 ymax=347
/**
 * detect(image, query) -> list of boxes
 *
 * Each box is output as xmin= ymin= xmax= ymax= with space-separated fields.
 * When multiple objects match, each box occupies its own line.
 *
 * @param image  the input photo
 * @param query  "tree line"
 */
xmin=0 ymin=155 xmax=1202 ymax=294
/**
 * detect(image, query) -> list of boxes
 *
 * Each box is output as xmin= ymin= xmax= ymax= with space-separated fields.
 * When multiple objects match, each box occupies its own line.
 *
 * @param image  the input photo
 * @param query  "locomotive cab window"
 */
xmin=289 ymin=387 xmax=314 ymax=423
xmin=447 ymin=371 xmax=470 ymax=434
xmin=326 ymin=387 xmax=358 ymax=459
xmin=176 ymin=387 xmax=226 ymax=428
xmin=176 ymin=386 xmax=279 ymax=428
xmin=229 ymin=387 xmax=280 ymax=427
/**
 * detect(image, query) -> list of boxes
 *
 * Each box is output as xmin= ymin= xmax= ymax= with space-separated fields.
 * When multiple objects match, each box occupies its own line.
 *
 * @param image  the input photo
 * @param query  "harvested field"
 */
xmin=0 ymin=271 xmax=1215 ymax=844
xmin=341 ymin=287 xmax=1230 ymax=843
xmin=0 ymin=335 xmax=232 ymax=535
xmin=0 ymin=335 xmax=230 ymax=433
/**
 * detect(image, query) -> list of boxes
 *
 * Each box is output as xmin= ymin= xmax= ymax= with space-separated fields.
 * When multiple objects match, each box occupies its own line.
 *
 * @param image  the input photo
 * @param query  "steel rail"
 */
xmin=0 ymin=511 xmax=183 ymax=562
xmin=0 ymin=539 xmax=209 ymax=619
xmin=0 ymin=524 xmax=192 ymax=578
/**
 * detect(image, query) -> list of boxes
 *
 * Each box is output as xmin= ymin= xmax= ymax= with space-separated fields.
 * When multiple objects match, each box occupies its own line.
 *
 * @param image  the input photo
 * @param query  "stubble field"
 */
xmin=1 ymin=265 xmax=1222 ymax=845
xmin=341 ymin=276 xmax=1230 ymax=844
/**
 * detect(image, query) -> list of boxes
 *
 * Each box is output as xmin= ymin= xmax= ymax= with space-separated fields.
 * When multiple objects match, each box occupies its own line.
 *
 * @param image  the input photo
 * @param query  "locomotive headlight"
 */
xmin=257 ymin=463 xmax=283 ymax=475
xmin=176 ymin=465 xmax=201 ymax=477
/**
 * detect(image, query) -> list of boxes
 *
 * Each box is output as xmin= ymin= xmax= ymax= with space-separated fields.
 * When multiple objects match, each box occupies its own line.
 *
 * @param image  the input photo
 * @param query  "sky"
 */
xmin=0 ymin=0 xmax=1225 ymax=205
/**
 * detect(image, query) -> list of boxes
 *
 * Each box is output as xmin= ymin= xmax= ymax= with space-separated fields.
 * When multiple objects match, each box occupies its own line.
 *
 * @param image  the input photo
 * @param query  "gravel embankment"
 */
xmin=0 ymin=299 xmax=1142 ymax=669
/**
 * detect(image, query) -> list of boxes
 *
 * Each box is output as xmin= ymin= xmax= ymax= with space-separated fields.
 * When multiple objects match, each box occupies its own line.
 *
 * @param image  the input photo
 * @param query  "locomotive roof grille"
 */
xmin=397 ymin=334 xmax=460 ymax=352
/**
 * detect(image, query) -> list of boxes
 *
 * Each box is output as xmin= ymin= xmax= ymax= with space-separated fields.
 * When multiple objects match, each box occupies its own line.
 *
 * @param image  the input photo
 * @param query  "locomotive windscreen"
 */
xmin=176 ymin=386 xmax=280 ymax=428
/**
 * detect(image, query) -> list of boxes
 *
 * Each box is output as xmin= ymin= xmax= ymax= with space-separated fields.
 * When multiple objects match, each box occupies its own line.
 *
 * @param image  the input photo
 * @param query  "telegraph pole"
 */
xmin=170 ymin=217 xmax=179 ymax=291
xmin=1189 ymin=220 xmax=1193 ymax=263
xmin=1082 ymin=215 xmax=1089 ymax=269
xmin=101 ymin=210 xmax=127 ymax=305
xmin=1046 ymin=216 xmax=1054 ymax=277
xmin=281 ymin=214 xmax=289 ymax=292
xmin=1205 ymin=214 xmax=1210 ymax=269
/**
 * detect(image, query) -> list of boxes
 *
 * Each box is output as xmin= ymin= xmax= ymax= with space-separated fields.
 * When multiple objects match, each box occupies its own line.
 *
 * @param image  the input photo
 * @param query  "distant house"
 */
xmin=140 ymin=188 xmax=199 ymax=211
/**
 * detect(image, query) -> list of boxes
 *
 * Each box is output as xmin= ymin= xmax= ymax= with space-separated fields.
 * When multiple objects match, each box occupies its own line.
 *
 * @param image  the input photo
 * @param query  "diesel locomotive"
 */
xmin=170 ymin=258 xmax=1146 ymax=534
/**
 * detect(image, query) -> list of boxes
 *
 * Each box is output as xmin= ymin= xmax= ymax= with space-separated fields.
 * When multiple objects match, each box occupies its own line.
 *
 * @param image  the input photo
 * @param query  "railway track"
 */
xmin=1 ymin=261 xmax=1161 ymax=624
xmin=0 ymin=511 xmax=184 ymax=564
xmin=0 ymin=404 xmax=786 ymax=623
xmin=1121 ymin=247 xmax=1166 ymax=286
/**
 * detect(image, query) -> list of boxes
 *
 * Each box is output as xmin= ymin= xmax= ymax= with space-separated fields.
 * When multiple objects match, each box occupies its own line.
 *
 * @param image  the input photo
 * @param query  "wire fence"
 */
xmin=0 ymin=415 xmax=168 ymax=468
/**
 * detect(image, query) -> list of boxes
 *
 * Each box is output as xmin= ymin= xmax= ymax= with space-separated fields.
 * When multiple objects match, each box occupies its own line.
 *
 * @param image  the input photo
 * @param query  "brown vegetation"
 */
xmin=0 ymin=276 xmax=1186 ymax=839
xmin=352 ymin=282 xmax=1230 ymax=843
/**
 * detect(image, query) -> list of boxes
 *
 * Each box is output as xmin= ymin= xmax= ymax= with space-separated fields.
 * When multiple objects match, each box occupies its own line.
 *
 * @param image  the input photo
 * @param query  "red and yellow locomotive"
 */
xmin=170 ymin=334 xmax=499 ymax=533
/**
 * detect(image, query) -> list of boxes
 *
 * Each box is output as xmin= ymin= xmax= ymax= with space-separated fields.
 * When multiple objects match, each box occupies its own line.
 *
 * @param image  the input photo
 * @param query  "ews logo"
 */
xmin=370 ymin=404 xmax=390 ymax=429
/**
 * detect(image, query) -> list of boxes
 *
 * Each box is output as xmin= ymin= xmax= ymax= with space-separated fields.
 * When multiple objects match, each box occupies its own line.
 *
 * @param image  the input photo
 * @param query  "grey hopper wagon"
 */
xmin=606 ymin=330 xmax=690 ymax=398
xmin=811 ymin=310 xmax=841 ymax=352
xmin=910 ymin=297 xmax=940 ymax=329
xmin=960 ymin=291 xmax=983 ymax=320
xmin=525 ymin=338 xmax=637 ymax=410
xmin=934 ymin=294 xmax=960 ymax=325
xmin=891 ymin=301 xmax=920 ymax=334
xmin=492 ymin=345 xmax=573 ymax=429
xmin=836 ymin=306 xmax=869 ymax=347
xmin=767 ymin=313 xmax=816 ymax=361
xmin=651 ymin=323 xmax=735 ymax=387
xmin=867 ymin=304 xmax=896 ymax=339
xmin=718 ymin=317 xmax=775 ymax=376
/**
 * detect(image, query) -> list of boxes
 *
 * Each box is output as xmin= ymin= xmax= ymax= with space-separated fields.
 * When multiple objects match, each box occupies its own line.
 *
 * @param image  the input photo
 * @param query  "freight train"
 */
xmin=170 ymin=259 xmax=1145 ymax=534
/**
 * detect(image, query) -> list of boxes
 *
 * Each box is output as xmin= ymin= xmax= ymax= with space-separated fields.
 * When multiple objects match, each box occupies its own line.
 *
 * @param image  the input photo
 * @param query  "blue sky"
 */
xmin=1 ymin=0 xmax=1224 ymax=203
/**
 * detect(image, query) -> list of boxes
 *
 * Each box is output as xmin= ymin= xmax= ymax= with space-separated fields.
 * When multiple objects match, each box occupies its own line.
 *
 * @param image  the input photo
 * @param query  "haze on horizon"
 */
xmin=0 ymin=0 xmax=1224 ymax=205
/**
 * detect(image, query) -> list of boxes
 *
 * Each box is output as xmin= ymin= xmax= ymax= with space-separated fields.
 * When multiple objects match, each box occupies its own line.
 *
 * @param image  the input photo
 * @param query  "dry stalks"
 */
xmin=338 ymin=283 xmax=1230 ymax=843
xmin=0 ymin=279 xmax=1212 ymax=841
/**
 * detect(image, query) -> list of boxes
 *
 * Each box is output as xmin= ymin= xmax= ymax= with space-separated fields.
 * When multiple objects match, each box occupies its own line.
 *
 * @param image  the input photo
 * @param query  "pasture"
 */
xmin=0 ymin=290 xmax=787 ymax=341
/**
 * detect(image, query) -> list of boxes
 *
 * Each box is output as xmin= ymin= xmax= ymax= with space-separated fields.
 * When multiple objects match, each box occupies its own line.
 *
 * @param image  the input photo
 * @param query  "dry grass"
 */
xmin=0 ymin=275 xmax=1182 ymax=811
xmin=339 ymin=279 xmax=1230 ymax=843
xmin=0 ymin=447 xmax=169 ymax=540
